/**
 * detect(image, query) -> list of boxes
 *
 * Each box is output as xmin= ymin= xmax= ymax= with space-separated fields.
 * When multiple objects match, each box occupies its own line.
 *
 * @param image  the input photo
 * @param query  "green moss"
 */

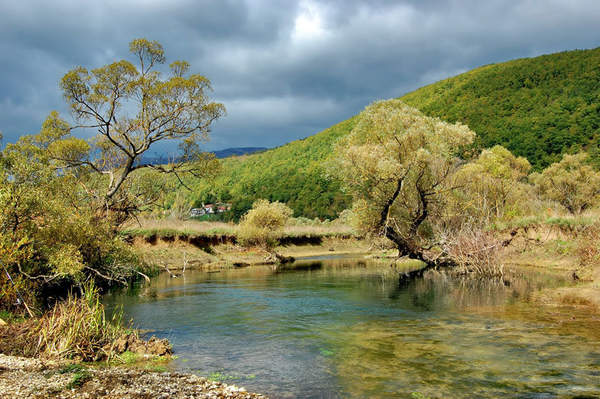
xmin=60 ymin=364 xmax=91 ymax=389
xmin=67 ymin=370 xmax=90 ymax=389
xmin=0 ymin=310 xmax=25 ymax=323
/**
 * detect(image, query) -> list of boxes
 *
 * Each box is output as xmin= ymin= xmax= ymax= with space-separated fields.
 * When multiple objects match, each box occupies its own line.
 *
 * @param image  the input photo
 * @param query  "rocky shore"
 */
xmin=0 ymin=354 xmax=266 ymax=399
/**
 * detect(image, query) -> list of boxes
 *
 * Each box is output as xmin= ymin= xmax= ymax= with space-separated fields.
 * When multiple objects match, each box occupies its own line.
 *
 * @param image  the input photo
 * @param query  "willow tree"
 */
xmin=334 ymin=100 xmax=475 ymax=266
xmin=46 ymin=38 xmax=225 ymax=223
xmin=452 ymin=145 xmax=532 ymax=222
xmin=530 ymin=152 xmax=600 ymax=214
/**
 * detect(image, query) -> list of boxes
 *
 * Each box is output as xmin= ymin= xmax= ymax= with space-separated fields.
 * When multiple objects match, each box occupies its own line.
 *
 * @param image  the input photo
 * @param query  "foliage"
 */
xmin=402 ymin=47 xmax=600 ymax=170
xmin=0 ymin=134 xmax=140 ymax=312
xmin=452 ymin=145 xmax=533 ymax=223
xmin=171 ymin=47 xmax=600 ymax=218
xmin=333 ymin=99 xmax=475 ymax=264
xmin=530 ymin=152 xmax=600 ymax=214
xmin=174 ymin=118 xmax=356 ymax=221
xmin=0 ymin=38 xmax=223 ymax=310
xmin=48 ymin=38 xmax=224 ymax=224
xmin=237 ymin=200 xmax=293 ymax=249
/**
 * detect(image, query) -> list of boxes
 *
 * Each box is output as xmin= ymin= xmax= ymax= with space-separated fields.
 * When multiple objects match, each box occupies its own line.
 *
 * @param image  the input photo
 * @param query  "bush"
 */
xmin=0 ymin=136 xmax=143 ymax=312
xmin=237 ymin=200 xmax=293 ymax=249
xmin=530 ymin=152 xmax=600 ymax=214
xmin=443 ymin=228 xmax=505 ymax=277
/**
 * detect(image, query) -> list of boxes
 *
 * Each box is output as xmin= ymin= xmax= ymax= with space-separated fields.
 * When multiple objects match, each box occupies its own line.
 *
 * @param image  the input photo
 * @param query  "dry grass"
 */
xmin=0 ymin=283 xmax=132 ymax=362
xmin=123 ymin=218 xmax=237 ymax=236
xmin=122 ymin=217 xmax=355 ymax=239
xmin=282 ymin=224 xmax=354 ymax=237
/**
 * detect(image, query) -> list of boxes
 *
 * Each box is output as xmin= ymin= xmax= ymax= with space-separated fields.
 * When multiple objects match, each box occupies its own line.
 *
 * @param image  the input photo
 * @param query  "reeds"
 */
xmin=29 ymin=282 xmax=131 ymax=361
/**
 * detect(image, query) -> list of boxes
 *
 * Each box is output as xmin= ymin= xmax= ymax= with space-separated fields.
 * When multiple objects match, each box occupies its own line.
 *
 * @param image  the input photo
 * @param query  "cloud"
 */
xmin=1 ymin=0 xmax=599 ymax=152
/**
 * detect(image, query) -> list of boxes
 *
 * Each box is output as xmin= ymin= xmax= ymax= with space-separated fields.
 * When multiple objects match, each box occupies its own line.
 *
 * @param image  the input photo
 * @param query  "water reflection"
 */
xmin=104 ymin=258 xmax=600 ymax=399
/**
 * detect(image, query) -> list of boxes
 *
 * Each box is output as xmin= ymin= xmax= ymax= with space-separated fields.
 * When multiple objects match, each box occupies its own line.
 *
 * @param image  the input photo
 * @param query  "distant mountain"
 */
xmin=138 ymin=147 xmax=268 ymax=164
xmin=181 ymin=47 xmax=600 ymax=219
xmin=211 ymin=147 xmax=267 ymax=158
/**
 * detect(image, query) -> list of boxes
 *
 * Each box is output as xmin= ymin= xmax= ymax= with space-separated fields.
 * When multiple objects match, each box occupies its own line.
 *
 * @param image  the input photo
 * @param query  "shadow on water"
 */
xmin=104 ymin=258 xmax=600 ymax=399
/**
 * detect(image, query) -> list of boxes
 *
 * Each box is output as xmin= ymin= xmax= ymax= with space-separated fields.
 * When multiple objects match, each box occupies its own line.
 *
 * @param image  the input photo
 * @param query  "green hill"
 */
xmin=402 ymin=48 xmax=600 ymax=170
xmin=184 ymin=47 xmax=600 ymax=219
xmin=187 ymin=117 xmax=356 ymax=220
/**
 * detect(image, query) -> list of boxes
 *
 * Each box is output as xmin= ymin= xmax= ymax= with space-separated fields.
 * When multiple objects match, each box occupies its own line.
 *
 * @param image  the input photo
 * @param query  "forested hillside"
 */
xmin=187 ymin=118 xmax=356 ymax=220
xmin=183 ymin=47 xmax=600 ymax=219
xmin=402 ymin=48 xmax=600 ymax=170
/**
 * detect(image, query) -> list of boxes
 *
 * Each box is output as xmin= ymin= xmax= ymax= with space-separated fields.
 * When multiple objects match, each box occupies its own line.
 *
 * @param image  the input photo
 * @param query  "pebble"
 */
xmin=0 ymin=354 xmax=267 ymax=398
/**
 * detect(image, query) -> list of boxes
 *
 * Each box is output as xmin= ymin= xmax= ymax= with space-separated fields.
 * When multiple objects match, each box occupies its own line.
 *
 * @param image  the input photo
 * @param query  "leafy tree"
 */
xmin=179 ymin=48 xmax=600 ymax=219
xmin=453 ymin=145 xmax=532 ymax=222
xmin=333 ymin=100 xmax=475 ymax=266
xmin=530 ymin=152 xmax=600 ymax=214
xmin=238 ymin=199 xmax=293 ymax=251
xmin=48 ymin=38 xmax=224 ymax=224
xmin=0 ymin=133 xmax=138 ymax=312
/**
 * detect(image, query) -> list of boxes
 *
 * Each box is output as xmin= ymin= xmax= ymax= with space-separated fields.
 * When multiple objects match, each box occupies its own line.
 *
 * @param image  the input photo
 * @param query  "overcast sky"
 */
xmin=1 ymin=0 xmax=599 ymax=154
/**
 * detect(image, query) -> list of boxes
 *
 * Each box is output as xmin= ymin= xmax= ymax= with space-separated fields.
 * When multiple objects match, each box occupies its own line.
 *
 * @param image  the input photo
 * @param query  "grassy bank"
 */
xmin=121 ymin=218 xmax=355 ymax=241
xmin=493 ymin=214 xmax=600 ymax=309
xmin=120 ymin=218 xmax=362 ymax=271
xmin=123 ymin=217 xmax=600 ymax=313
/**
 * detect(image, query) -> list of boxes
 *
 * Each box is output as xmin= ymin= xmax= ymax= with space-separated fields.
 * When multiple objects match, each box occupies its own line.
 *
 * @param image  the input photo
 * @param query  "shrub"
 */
xmin=530 ymin=152 xmax=600 ymax=214
xmin=443 ymin=228 xmax=505 ymax=277
xmin=237 ymin=200 xmax=293 ymax=249
xmin=453 ymin=145 xmax=533 ymax=223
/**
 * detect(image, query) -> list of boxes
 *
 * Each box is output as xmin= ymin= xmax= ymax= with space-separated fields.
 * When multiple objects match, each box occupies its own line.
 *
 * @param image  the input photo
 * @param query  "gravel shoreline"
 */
xmin=0 ymin=354 xmax=267 ymax=399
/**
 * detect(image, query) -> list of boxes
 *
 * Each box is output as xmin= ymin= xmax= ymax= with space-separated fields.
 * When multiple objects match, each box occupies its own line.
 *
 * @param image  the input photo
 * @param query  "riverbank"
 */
xmin=125 ymin=220 xmax=600 ymax=312
xmin=129 ymin=233 xmax=377 ymax=272
xmin=498 ymin=223 xmax=600 ymax=310
xmin=0 ymin=354 xmax=266 ymax=398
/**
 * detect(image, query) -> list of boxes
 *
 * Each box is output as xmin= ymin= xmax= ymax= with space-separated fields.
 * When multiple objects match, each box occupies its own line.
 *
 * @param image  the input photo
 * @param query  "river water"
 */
xmin=104 ymin=257 xmax=600 ymax=398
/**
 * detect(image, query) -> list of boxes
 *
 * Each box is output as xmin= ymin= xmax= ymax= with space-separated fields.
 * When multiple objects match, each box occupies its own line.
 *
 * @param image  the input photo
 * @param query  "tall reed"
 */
xmin=29 ymin=282 xmax=131 ymax=361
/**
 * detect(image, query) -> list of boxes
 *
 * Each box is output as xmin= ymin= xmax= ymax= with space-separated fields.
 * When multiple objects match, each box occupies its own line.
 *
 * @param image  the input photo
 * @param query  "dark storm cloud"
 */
xmin=1 ymin=0 xmax=599 ymax=152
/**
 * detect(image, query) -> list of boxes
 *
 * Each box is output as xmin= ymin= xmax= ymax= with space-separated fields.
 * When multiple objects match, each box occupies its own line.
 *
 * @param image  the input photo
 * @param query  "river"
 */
xmin=104 ymin=257 xmax=600 ymax=398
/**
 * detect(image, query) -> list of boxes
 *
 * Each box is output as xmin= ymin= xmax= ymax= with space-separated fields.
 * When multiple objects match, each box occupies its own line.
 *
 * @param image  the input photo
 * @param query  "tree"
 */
xmin=452 ymin=145 xmax=532 ymax=222
xmin=47 ymin=38 xmax=225 ymax=223
xmin=238 ymin=199 xmax=293 ymax=252
xmin=333 ymin=100 xmax=475 ymax=266
xmin=530 ymin=152 xmax=600 ymax=214
xmin=0 ymin=133 xmax=138 ymax=312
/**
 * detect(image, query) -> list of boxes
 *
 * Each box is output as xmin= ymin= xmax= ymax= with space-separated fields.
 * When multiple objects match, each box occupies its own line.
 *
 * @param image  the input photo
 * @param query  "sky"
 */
xmin=1 ymin=0 xmax=599 ymax=155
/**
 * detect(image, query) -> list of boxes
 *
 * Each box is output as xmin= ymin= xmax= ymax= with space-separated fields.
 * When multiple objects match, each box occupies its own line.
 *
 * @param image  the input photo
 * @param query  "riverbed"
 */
xmin=104 ymin=258 xmax=600 ymax=398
